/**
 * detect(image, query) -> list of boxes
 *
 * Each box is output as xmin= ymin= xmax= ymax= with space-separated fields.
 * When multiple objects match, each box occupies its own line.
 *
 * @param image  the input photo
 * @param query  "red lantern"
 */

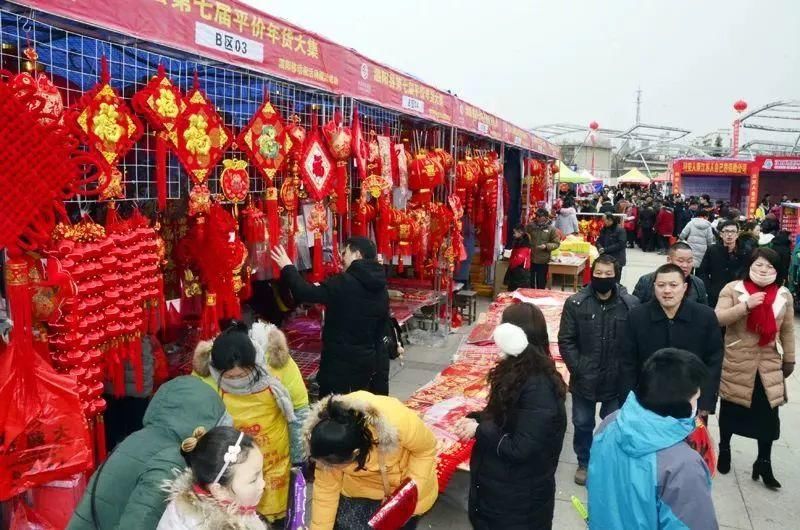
xmin=734 ymin=100 xmax=748 ymax=113
xmin=589 ymin=121 xmax=599 ymax=131
xmin=550 ymin=160 xmax=560 ymax=174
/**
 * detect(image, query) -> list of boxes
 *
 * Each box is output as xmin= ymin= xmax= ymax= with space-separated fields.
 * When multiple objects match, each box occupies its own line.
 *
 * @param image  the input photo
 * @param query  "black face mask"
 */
xmin=591 ymin=276 xmax=615 ymax=295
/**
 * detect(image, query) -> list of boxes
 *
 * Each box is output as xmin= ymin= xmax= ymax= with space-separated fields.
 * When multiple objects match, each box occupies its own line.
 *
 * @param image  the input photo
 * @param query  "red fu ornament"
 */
xmin=132 ymin=64 xmax=187 ymax=211
xmin=73 ymin=56 xmax=143 ymax=198
xmin=299 ymin=111 xmax=335 ymax=202
xmin=220 ymin=159 xmax=250 ymax=204
xmin=237 ymin=95 xmax=291 ymax=185
xmin=174 ymin=73 xmax=232 ymax=206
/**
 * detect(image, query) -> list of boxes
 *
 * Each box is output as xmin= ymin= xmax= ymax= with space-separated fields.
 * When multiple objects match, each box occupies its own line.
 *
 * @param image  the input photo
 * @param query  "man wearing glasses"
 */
xmin=697 ymin=220 xmax=748 ymax=308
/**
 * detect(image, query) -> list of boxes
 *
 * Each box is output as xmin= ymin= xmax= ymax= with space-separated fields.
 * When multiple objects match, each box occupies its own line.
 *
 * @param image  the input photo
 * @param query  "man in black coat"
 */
xmin=638 ymin=199 xmax=657 ymax=252
xmin=633 ymin=241 xmax=709 ymax=305
xmin=696 ymin=219 xmax=747 ymax=308
xmin=620 ymin=263 xmax=723 ymax=420
xmin=558 ymin=255 xmax=638 ymax=485
xmin=596 ymin=213 xmax=627 ymax=281
xmin=271 ymin=237 xmax=389 ymax=397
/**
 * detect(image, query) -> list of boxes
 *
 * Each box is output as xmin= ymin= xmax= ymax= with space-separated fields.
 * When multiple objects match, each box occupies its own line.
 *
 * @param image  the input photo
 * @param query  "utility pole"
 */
xmin=635 ymin=87 xmax=642 ymax=125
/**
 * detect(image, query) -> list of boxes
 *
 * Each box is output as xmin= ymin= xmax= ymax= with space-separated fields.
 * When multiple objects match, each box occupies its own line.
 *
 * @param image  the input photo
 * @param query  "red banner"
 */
xmin=755 ymin=155 xmax=800 ymax=173
xmin=12 ymin=0 xmax=559 ymax=157
xmin=672 ymin=158 xmax=752 ymax=176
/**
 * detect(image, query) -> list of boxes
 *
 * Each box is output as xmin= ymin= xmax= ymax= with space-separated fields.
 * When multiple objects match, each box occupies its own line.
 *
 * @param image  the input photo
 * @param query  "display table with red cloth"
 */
xmin=404 ymin=289 xmax=570 ymax=492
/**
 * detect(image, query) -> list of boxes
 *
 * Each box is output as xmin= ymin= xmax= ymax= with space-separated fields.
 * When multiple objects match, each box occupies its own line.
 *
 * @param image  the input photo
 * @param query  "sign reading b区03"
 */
xmin=676 ymin=160 xmax=751 ymax=175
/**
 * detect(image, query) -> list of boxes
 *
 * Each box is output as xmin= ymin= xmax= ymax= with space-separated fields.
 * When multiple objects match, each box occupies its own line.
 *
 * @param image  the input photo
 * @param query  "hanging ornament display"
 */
xmin=188 ymin=183 xmax=212 ymax=217
xmin=237 ymin=96 xmax=291 ymax=184
xmin=281 ymin=163 xmax=301 ymax=262
xmin=174 ymin=74 xmax=232 ymax=208
xmin=322 ymin=110 xmax=352 ymax=213
xmin=265 ymin=187 xmax=282 ymax=277
xmin=392 ymin=209 xmax=418 ymax=274
xmin=377 ymin=134 xmax=394 ymax=188
xmin=306 ymin=202 xmax=329 ymax=283
xmin=350 ymin=199 xmax=376 ymax=238
xmin=220 ymin=158 xmax=250 ymax=205
xmin=299 ymin=112 xmax=335 ymax=202
xmin=367 ymin=132 xmax=383 ymax=178
xmin=72 ymin=57 xmax=143 ymax=194
xmin=408 ymin=153 xmax=439 ymax=205
xmin=10 ymin=70 xmax=64 ymax=126
xmin=351 ymin=106 xmax=369 ymax=181
xmin=285 ymin=115 xmax=307 ymax=157
xmin=132 ymin=65 xmax=186 ymax=210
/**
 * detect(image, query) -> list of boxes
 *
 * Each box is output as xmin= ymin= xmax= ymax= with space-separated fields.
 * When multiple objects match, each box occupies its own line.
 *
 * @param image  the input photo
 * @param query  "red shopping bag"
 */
xmin=686 ymin=418 xmax=717 ymax=477
xmin=0 ymin=340 xmax=93 ymax=500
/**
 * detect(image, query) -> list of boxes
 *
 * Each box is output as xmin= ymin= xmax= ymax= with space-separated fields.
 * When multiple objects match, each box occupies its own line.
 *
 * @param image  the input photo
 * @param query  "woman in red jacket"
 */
xmin=624 ymin=203 xmax=639 ymax=249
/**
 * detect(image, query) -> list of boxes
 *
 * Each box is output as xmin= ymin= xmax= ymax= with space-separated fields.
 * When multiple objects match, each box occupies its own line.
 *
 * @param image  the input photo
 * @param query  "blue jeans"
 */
xmin=572 ymin=393 xmax=619 ymax=467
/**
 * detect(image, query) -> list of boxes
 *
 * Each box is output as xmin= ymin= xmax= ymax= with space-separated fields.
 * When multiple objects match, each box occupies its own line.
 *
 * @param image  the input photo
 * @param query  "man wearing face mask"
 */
xmin=620 ymin=264 xmax=723 ymax=423
xmin=558 ymin=255 xmax=639 ymax=486
xmin=588 ymin=349 xmax=719 ymax=530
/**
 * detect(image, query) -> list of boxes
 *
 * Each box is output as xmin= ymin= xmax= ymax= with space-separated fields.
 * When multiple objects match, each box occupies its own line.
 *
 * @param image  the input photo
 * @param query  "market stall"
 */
xmin=617 ymin=168 xmax=651 ymax=186
xmin=754 ymin=155 xmax=800 ymax=205
xmin=0 ymin=1 xmax=562 ymax=523
xmin=672 ymin=158 xmax=756 ymax=214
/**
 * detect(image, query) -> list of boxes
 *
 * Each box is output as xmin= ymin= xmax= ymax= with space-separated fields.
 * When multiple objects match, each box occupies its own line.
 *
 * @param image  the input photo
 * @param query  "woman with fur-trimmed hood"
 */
xmin=305 ymin=391 xmax=439 ymax=530
xmin=193 ymin=321 xmax=309 ymax=524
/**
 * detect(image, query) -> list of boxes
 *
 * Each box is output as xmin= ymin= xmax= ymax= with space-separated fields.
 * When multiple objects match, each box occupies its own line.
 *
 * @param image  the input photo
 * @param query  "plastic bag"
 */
xmin=0 ymin=340 xmax=93 ymax=500
xmin=5 ymin=473 xmax=87 ymax=529
xmin=686 ymin=418 xmax=717 ymax=477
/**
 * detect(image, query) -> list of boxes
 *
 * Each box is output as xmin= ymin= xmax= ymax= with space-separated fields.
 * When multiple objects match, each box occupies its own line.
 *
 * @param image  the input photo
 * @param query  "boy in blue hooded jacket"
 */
xmin=588 ymin=348 xmax=719 ymax=530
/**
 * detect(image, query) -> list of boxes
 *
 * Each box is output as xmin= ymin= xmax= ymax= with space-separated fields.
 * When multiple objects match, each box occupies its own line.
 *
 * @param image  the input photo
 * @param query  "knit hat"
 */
xmin=493 ymin=323 xmax=529 ymax=357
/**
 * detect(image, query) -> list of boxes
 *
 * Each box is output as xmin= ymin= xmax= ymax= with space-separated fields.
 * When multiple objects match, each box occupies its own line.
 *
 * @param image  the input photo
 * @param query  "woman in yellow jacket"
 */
xmin=305 ymin=391 xmax=438 ymax=530
xmin=193 ymin=321 xmax=309 ymax=524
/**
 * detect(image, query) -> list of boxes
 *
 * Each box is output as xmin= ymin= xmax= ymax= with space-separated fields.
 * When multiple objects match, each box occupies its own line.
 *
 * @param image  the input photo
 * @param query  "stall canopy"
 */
xmin=578 ymin=169 xmax=596 ymax=181
xmin=558 ymin=162 xmax=592 ymax=184
xmin=618 ymin=168 xmax=651 ymax=185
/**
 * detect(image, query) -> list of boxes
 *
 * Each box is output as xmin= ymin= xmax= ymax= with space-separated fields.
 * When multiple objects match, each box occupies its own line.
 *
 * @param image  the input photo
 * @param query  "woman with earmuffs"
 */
xmin=454 ymin=303 xmax=567 ymax=530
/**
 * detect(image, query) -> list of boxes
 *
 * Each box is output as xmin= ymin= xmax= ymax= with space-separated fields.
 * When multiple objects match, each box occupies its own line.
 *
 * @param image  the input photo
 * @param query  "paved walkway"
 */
xmin=388 ymin=248 xmax=800 ymax=529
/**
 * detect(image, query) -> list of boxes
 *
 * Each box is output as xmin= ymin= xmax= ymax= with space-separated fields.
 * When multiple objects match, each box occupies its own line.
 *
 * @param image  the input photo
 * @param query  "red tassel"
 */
xmin=310 ymin=233 xmax=324 ymax=283
xmin=265 ymin=188 xmax=281 ymax=277
xmin=130 ymin=337 xmax=144 ymax=394
xmin=200 ymin=292 xmax=220 ymax=340
xmin=94 ymin=415 xmax=108 ymax=464
xmin=334 ymin=162 xmax=348 ymax=213
xmin=155 ymin=132 xmax=168 ymax=211
xmin=287 ymin=212 xmax=297 ymax=264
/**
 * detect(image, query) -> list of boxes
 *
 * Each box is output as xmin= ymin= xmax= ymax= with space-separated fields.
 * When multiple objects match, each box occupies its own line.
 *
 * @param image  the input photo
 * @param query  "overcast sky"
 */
xmin=244 ymin=0 xmax=800 ymax=137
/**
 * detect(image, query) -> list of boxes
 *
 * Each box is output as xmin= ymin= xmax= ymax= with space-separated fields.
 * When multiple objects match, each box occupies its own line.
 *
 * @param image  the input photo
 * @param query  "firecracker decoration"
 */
xmin=478 ymin=175 xmax=499 ymax=265
xmin=237 ymin=95 xmax=291 ymax=184
xmin=174 ymin=74 xmax=232 ymax=207
xmin=456 ymin=157 xmax=479 ymax=220
xmin=350 ymin=199 xmax=375 ymax=238
xmin=323 ymin=110 xmax=352 ymax=213
xmin=72 ymin=56 xmax=142 ymax=195
xmin=306 ymin=202 xmax=329 ymax=283
xmin=132 ymin=64 xmax=186 ymax=210
xmin=351 ymin=106 xmax=368 ymax=181
xmin=220 ymin=158 xmax=250 ymax=207
xmin=449 ymin=194 xmax=467 ymax=262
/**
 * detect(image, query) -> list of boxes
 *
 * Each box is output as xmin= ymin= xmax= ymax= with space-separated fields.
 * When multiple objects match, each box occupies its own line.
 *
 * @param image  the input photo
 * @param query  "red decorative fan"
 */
xmin=299 ymin=113 xmax=335 ymax=202
xmin=173 ymin=74 xmax=232 ymax=187
xmin=72 ymin=57 xmax=143 ymax=192
xmin=237 ymin=96 xmax=291 ymax=184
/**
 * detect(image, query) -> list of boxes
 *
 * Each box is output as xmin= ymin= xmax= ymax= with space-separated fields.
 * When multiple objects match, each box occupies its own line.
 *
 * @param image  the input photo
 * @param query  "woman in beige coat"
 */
xmin=715 ymin=248 xmax=796 ymax=489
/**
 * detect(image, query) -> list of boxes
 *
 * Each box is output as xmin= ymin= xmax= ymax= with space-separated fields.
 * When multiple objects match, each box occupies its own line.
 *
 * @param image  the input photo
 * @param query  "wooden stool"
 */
xmin=455 ymin=290 xmax=478 ymax=325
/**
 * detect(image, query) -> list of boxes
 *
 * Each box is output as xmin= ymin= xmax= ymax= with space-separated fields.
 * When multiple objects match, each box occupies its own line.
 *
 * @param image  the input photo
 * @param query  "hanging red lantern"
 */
xmin=733 ymin=100 xmax=748 ymax=113
xmin=589 ymin=121 xmax=599 ymax=131
xmin=408 ymin=153 xmax=440 ymax=204
xmin=323 ymin=110 xmax=352 ymax=213
xmin=550 ymin=160 xmax=560 ymax=174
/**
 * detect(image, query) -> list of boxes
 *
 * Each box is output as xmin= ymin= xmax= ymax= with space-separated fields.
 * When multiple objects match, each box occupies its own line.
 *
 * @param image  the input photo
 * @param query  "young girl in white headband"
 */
xmin=157 ymin=426 xmax=266 ymax=530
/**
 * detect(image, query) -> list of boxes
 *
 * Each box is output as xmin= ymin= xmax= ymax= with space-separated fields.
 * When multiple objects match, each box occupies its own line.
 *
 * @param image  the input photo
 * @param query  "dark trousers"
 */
xmin=318 ymin=367 xmax=375 ymax=398
xmin=640 ymin=228 xmax=654 ymax=251
xmin=531 ymin=263 xmax=549 ymax=289
xmin=572 ymin=393 xmax=619 ymax=467
xmin=657 ymin=234 xmax=671 ymax=252
xmin=626 ymin=230 xmax=636 ymax=247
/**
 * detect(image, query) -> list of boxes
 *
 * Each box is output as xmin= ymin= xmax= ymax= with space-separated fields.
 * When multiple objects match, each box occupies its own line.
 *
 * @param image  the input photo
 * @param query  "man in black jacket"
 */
xmin=638 ymin=199 xmax=657 ymax=252
xmin=271 ymin=238 xmax=389 ymax=397
xmin=697 ymin=220 xmax=747 ymax=307
xmin=620 ymin=264 xmax=723 ymax=421
xmin=633 ymin=241 xmax=709 ymax=305
xmin=596 ymin=213 xmax=627 ymax=281
xmin=558 ymin=255 xmax=638 ymax=485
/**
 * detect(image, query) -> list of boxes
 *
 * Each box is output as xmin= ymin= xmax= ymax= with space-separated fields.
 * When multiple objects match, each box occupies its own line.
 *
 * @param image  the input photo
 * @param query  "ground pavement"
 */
xmin=388 ymin=248 xmax=800 ymax=529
